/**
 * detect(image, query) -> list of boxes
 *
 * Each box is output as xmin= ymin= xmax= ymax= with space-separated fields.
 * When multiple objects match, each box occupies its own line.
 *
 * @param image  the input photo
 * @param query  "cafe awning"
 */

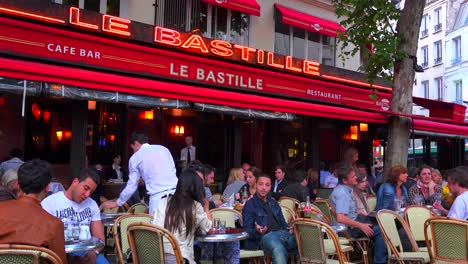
xmin=274 ymin=4 xmax=345 ymax=37
xmin=0 ymin=57 xmax=388 ymax=124
xmin=202 ymin=0 xmax=261 ymax=16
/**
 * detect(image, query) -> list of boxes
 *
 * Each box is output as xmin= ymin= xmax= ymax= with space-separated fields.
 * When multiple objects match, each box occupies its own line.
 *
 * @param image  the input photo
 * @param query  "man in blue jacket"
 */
xmin=242 ymin=172 xmax=296 ymax=264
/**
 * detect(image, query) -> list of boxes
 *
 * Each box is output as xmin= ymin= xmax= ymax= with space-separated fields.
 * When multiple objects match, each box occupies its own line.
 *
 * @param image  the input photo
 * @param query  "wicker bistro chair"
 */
xmin=127 ymin=203 xmax=149 ymax=214
xmin=314 ymin=199 xmax=337 ymax=223
xmin=0 ymin=244 xmax=63 ymax=264
xmin=278 ymin=196 xmax=301 ymax=215
xmin=376 ymin=209 xmax=430 ymax=263
xmin=127 ymin=222 xmax=184 ymax=264
xmin=292 ymin=218 xmax=354 ymax=264
xmin=209 ymin=208 xmax=265 ymax=263
xmin=424 ymin=217 xmax=468 ymax=263
xmin=366 ymin=196 xmax=377 ymax=213
xmin=113 ymin=213 xmax=153 ymax=264
xmin=404 ymin=206 xmax=434 ymax=252
xmin=280 ymin=205 xmax=296 ymax=224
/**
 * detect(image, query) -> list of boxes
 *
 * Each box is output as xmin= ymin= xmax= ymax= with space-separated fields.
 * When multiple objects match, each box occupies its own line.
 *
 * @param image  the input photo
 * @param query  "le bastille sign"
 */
xmin=0 ymin=1 xmax=392 ymax=111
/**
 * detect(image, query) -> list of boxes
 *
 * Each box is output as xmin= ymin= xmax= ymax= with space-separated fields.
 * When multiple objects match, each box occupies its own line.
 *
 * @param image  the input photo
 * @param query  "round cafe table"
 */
xmin=101 ymin=212 xmax=127 ymax=227
xmin=65 ymin=237 xmax=105 ymax=253
xmin=196 ymin=228 xmax=248 ymax=263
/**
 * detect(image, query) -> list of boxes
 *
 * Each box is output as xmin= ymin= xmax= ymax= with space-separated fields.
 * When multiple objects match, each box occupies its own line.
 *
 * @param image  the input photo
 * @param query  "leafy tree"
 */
xmin=332 ymin=0 xmax=426 ymax=174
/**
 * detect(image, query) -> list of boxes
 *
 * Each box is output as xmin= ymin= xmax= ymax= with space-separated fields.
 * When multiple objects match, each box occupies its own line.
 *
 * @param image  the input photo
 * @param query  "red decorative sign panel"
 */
xmin=0 ymin=17 xmax=392 ymax=112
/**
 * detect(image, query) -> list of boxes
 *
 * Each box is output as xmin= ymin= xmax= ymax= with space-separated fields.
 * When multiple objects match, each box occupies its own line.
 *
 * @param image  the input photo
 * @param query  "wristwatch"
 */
xmin=94 ymin=250 xmax=100 ymax=255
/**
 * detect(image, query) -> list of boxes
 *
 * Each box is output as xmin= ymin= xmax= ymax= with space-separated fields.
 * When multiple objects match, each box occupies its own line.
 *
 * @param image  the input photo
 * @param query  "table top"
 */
xmin=329 ymin=222 xmax=347 ymax=233
xmin=65 ymin=237 xmax=104 ymax=253
xmin=101 ymin=213 xmax=128 ymax=227
xmin=195 ymin=228 xmax=248 ymax=243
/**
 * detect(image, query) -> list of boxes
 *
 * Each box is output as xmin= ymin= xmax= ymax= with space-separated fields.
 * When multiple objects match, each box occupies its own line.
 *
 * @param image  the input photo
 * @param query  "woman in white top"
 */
xmin=154 ymin=169 xmax=212 ymax=264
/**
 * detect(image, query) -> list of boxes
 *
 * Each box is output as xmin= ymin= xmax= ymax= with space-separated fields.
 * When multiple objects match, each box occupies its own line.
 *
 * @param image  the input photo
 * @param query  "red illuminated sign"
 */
xmin=0 ymin=3 xmax=391 ymax=92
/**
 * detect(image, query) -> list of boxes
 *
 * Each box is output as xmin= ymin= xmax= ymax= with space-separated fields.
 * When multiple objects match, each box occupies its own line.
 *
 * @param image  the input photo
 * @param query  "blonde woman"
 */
xmin=222 ymin=168 xmax=246 ymax=204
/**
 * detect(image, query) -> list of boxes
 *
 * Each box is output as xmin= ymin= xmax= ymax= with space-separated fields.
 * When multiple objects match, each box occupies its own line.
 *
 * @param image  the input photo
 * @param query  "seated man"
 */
xmin=329 ymin=163 xmax=386 ymax=264
xmin=434 ymin=166 xmax=468 ymax=219
xmin=42 ymin=168 xmax=109 ymax=264
xmin=280 ymin=170 xmax=309 ymax=202
xmin=0 ymin=169 xmax=22 ymax=201
xmin=243 ymin=172 xmax=297 ymax=264
xmin=0 ymin=159 xmax=67 ymax=264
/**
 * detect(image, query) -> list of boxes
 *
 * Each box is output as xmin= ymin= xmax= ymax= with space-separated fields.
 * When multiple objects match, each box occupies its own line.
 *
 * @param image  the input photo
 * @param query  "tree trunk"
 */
xmin=384 ymin=0 xmax=425 ymax=178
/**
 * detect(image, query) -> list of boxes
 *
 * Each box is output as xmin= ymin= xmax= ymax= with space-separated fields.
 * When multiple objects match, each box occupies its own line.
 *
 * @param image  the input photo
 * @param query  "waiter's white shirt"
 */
xmin=180 ymin=146 xmax=196 ymax=163
xmin=117 ymin=143 xmax=178 ymax=207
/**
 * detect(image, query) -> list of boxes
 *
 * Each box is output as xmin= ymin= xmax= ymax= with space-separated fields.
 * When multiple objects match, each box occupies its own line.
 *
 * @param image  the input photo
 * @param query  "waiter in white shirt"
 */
xmin=102 ymin=131 xmax=178 ymax=214
xmin=180 ymin=136 xmax=196 ymax=167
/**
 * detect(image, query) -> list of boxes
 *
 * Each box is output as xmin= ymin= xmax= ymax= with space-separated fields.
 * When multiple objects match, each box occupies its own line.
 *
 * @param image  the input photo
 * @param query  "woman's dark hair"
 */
xmin=386 ymin=165 xmax=408 ymax=184
xmin=274 ymin=165 xmax=285 ymax=173
xmin=164 ymin=169 xmax=205 ymax=237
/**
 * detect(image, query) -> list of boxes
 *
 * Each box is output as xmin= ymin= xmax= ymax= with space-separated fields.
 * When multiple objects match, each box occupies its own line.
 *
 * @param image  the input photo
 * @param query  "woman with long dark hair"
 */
xmin=154 ymin=169 xmax=212 ymax=264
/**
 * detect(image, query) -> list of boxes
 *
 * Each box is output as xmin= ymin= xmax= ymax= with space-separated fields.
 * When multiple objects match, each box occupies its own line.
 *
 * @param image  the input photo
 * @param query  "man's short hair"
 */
xmin=9 ymin=148 xmax=23 ymax=159
xmin=17 ymin=159 xmax=52 ymax=194
xmin=129 ymin=131 xmax=149 ymax=145
xmin=77 ymin=168 xmax=101 ymax=185
xmin=203 ymin=164 xmax=215 ymax=178
xmin=293 ymin=170 xmax=308 ymax=182
xmin=335 ymin=162 xmax=353 ymax=184
xmin=256 ymin=172 xmax=271 ymax=183
xmin=452 ymin=166 xmax=468 ymax=188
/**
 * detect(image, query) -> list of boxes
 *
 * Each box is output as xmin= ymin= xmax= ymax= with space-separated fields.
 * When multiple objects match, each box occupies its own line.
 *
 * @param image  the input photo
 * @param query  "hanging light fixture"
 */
xmin=56 ymin=127 xmax=63 ymax=141
xmin=350 ymin=125 xmax=358 ymax=140
xmin=359 ymin=123 xmax=368 ymax=132
xmin=88 ymin=100 xmax=96 ymax=110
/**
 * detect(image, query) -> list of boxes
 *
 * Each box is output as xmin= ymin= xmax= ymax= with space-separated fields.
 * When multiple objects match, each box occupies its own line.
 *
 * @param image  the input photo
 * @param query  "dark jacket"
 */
xmin=242 ymin=193 xmax=288 ymax=250
xmin=106 ymin=165 xmax=128 ymax=182
xmin=272 ymin=179 xmax=290 ymax=200
xmin=281 ymin=182 xmax=309 ymax=202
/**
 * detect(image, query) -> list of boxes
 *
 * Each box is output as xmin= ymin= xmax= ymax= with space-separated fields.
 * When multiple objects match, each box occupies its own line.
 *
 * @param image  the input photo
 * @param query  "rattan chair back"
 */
xmin=314 ymin=199 xmax=336 ymax=222
xmin=424 ymin=217 xmax=468 ymax=263
xmin=113 ymin=213 xmax=153 ymax=264
xmin=210 ymin=208 xmax=243 ymax=227
xmin=278 ymin=196 xmax=300 ymax=213
xmin=127 ymin=222 xmax=183 ymax=264
xmin=0 ymin=244 xmax=63 ymax=264
xmin=404 ymin=205 xmax=434 ymax=243
xmin=366 ymin=196 xmax=377 ymax=212
xmin=280 ymin=205 xmax=296 ymax=224
xmin=292 ymin=218 xmax=347 ymax=264
xmin=127 ymin=203 xmax=149 ymax=214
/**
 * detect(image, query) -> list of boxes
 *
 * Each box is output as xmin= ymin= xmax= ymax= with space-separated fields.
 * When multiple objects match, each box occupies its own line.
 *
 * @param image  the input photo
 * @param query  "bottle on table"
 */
xmin=304 ymin=196 xmax=312 ymax=218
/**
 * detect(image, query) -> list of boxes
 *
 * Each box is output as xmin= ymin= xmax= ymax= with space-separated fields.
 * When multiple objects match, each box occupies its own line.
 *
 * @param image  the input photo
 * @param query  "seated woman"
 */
xmin=236 ymin=167 xmax=260 ymax=202
xmin=153 ymin=169 xmax=212 ymax=264
xmin=376 ymin=165 xmax=409 ymax=211
xmin=353 ymin=173 xmax=370 ymax=215
xmin=106 ymin=154 xmax=128 ymax=182
xmin=408 ymin=165 xmax=442 ymax=206
xmin=222 ymin=167 xmax=246 ymax=204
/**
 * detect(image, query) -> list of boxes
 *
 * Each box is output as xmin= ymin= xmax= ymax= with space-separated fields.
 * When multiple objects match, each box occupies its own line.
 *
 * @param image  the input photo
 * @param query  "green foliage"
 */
xmin=333 ymin=0 xmax=406 ymax=84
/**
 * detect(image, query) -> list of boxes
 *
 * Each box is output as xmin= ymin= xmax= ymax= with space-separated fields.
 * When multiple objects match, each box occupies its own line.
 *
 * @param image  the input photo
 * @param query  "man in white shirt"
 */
xmin=180 ymin=136 xmax=196 ymax=167
xmin=434 ymin=166 xmax=468 ymax=220
xmin=41 ymin=168 xmax=108 ymax=264
xmin=102 ymin=131 xmax=178 ymax=214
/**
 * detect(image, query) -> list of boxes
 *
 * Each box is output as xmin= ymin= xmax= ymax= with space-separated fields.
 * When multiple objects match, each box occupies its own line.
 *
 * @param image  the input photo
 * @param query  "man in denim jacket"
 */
xmin=243 ymin=173 xmax=296 ymax=264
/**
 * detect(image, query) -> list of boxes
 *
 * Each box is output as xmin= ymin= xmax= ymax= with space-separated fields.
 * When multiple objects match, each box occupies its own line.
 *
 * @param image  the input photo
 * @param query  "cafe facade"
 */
xmin=0 ymin=0 xmax=467 ymax=184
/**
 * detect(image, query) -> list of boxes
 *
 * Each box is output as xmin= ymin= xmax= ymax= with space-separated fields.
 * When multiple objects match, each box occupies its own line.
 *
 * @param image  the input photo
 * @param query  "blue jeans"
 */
xmin=70 ymin=251 xmax=109 ymax=264
xmin=260 ymin=230 xmax=297 ymax=264
xmin=349 ymin=216 xmax=387 ymax=264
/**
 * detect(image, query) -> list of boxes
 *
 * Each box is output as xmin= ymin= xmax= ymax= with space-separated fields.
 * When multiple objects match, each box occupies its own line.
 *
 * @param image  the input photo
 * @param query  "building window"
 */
xmin=59 ymin=0 xmax=123 ymax=17
xmin=422 ymin=80 xmax=429 ymax=98
xmin=275 ymin=15 xmax=336 ymax=66
xmin=421 ymin=14 xmax=429 ymax=38
xmin=421 ymin=45 xmax=428 ymax=68
xmin=434 ymin=8 xmax=442 ymax=32
xmin=434 ymin=77 xmax=443 ymax=100
xmin=455 ymin=80 xmax=463 ymax=102
xmin=452 ymin=36 xmax=462 ymax=64
xmin=200 ymin=2 xmax=250 ymax=45
xmin=433 ymin=40 xmax=442 ymax=65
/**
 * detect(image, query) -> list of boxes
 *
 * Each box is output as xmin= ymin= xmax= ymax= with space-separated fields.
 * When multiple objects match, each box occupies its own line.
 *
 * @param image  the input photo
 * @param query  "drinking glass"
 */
xmin=393 ymin=197 xmax=403 ymax=211
xmin=71 ymin=218 xmax=80 ymax=241
xmin=414 ymin=194 xmax=424 ymax=206
xmin=219 ymin=220 xmax=226 ymax=234
xmin=213 ymin=218 xmax=220 ymax=231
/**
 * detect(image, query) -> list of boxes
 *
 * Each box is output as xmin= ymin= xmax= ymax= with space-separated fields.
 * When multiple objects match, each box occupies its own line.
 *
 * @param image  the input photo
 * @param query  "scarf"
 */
xmin=417 ymin=180 xmax=431 ymax=199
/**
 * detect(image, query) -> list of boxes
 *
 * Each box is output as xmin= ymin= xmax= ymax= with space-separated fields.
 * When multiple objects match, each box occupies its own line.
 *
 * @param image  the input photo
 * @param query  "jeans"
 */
xmin=349 ymin=215 xmax=387 ymax=264
xmin=260 ymin=230 xmax=297 ymax=264
xmin=70 ymin=252 xmax=109 ymax=264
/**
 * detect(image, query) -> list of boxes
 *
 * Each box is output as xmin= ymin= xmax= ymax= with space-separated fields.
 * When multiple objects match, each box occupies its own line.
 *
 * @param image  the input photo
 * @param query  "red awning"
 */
xmin=0 ymin=57 xmax=387 ymax=124
xmin=413 ymin=96 xmax=466 ymax=122
xmin=274 ymin=4 xmax=345 ymax=37
xmin=202 ymin=0 xmax=260 ymax=16
xmin=413 ymin=118 xmax=468 ymax=137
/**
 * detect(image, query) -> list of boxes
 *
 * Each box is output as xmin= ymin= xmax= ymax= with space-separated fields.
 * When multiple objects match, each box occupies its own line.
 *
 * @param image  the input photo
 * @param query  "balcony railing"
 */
xmin=421 ymin=29 xmax=428 ymax=38
xmin=421 ymin=61 xmax=429 ymax=68
xmin=434 ymin=23 xmax=442 ymax=32
xmin=434 ymin=57 xmax=442 ymax=65
xmin=451 ymin=56 xmax=462 ymax=64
